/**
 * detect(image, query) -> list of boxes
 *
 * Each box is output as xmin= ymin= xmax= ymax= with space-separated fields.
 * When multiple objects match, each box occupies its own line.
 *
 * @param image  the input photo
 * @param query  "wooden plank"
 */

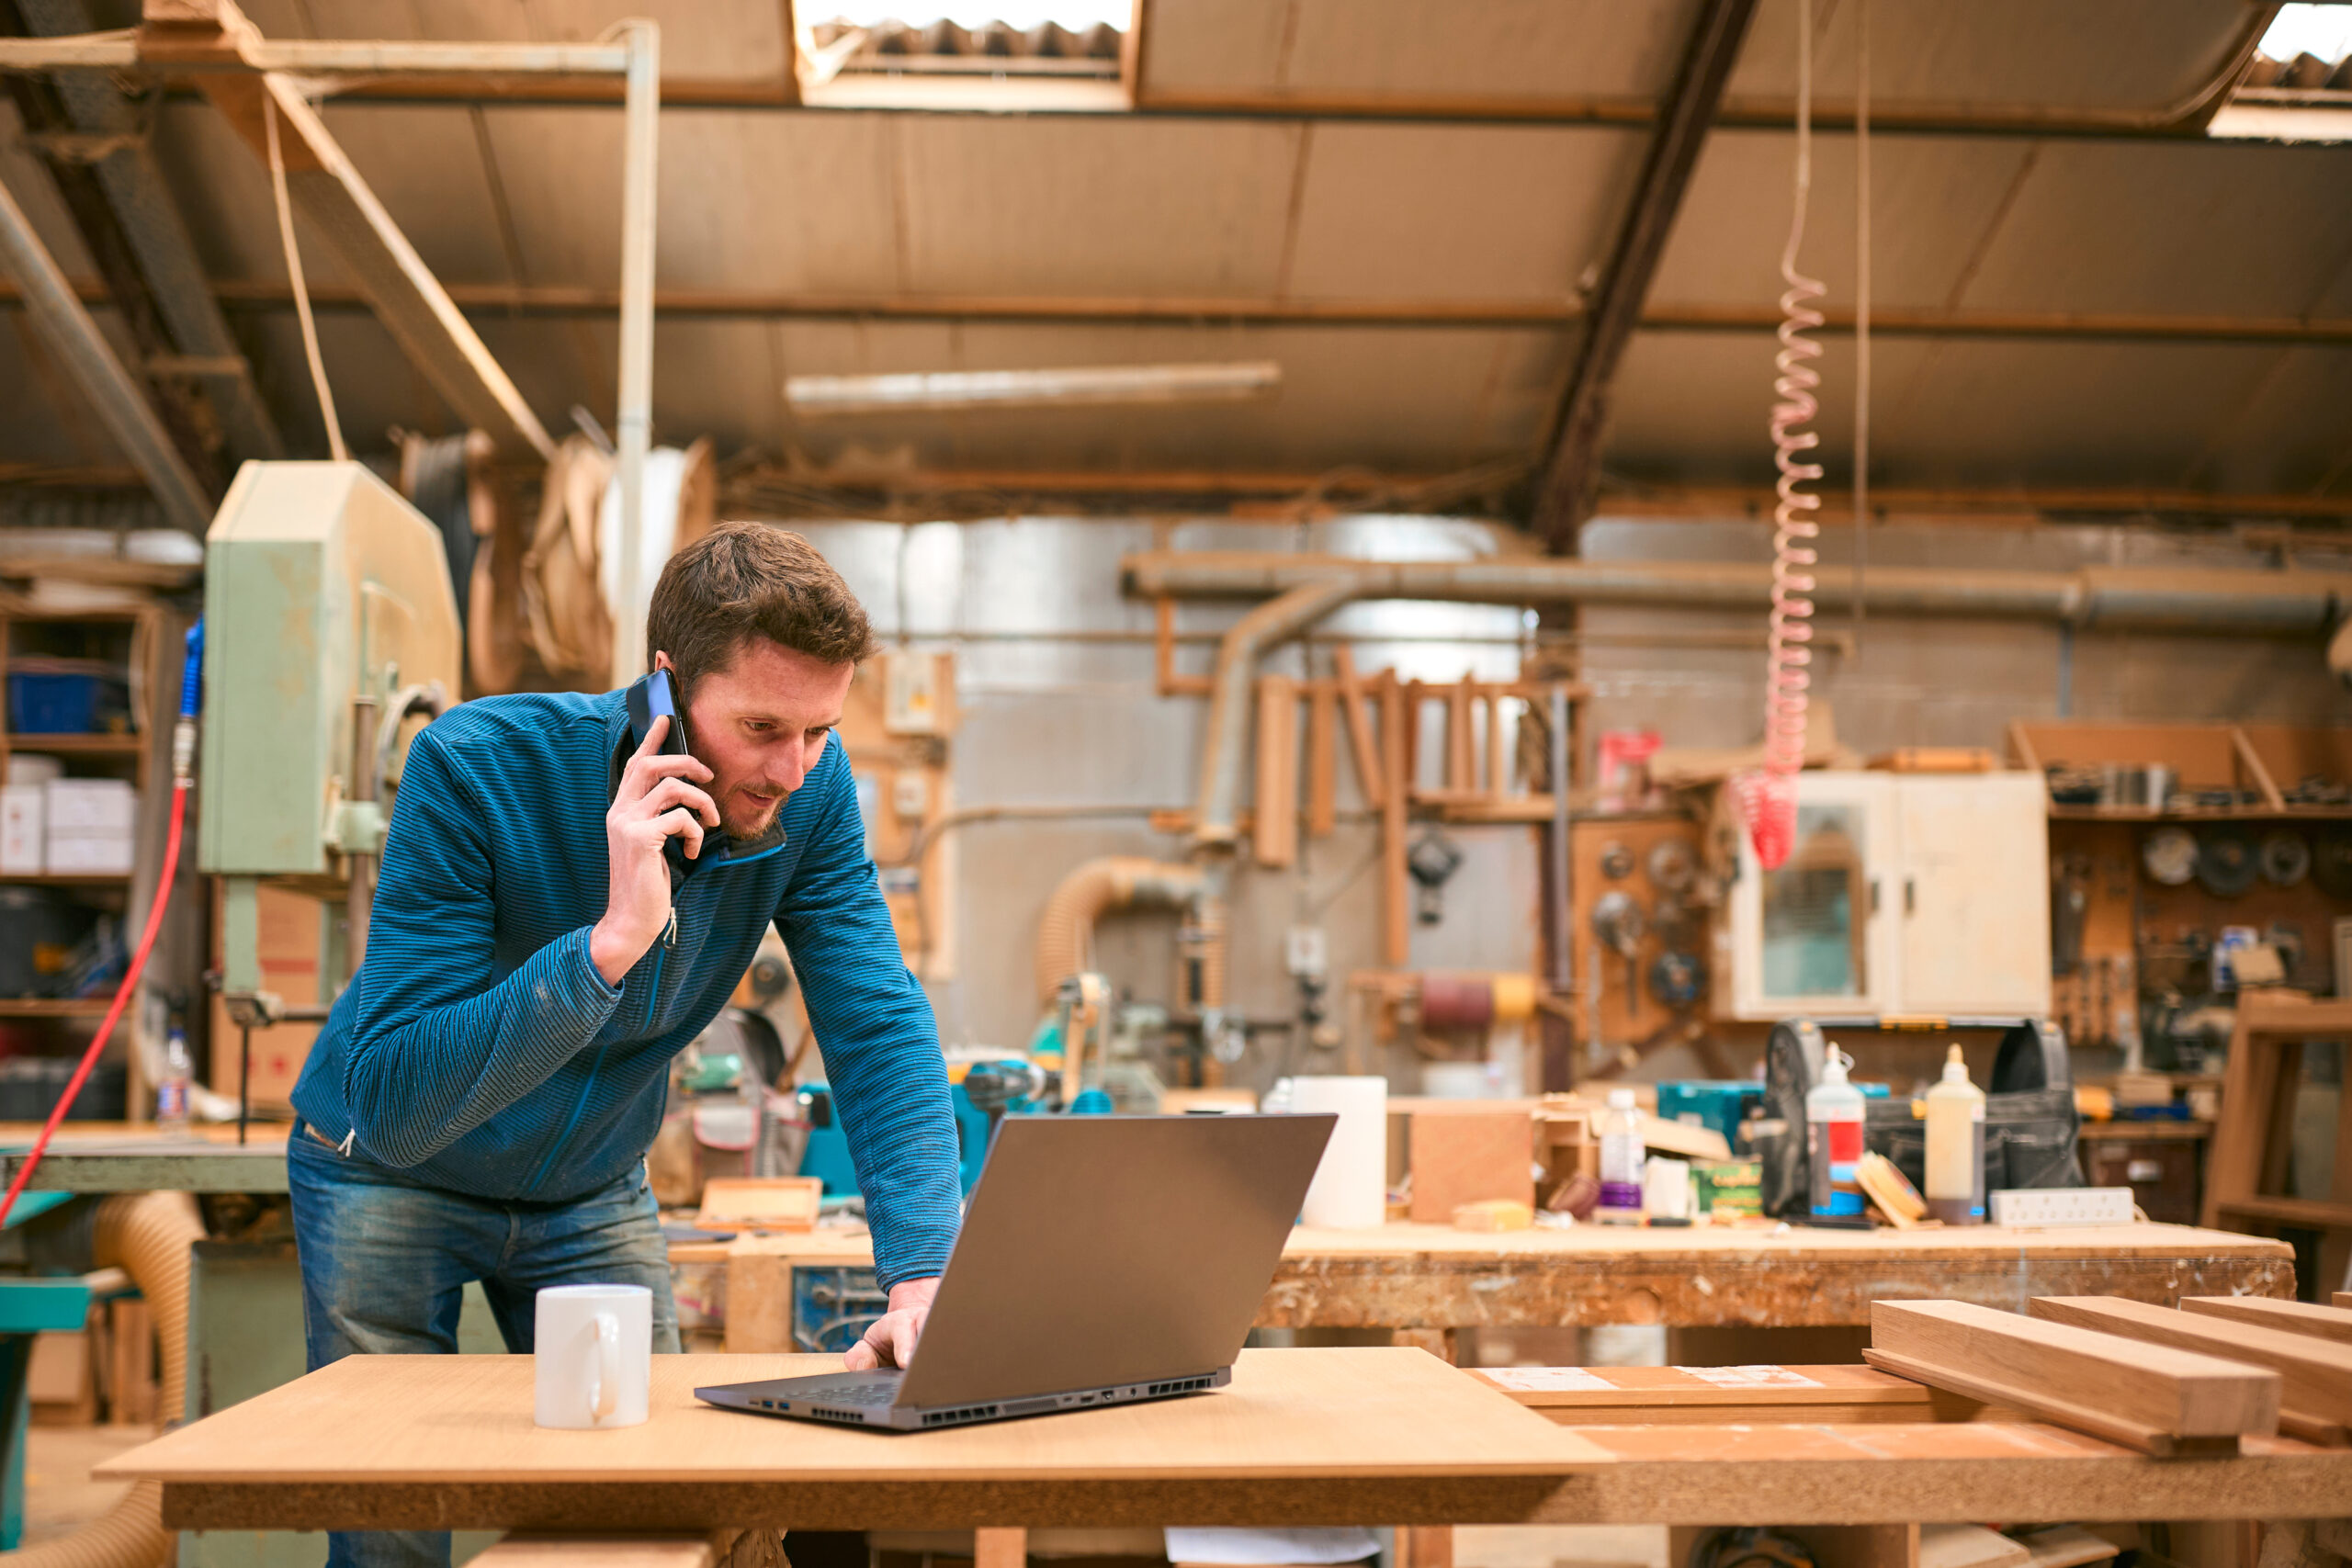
xmin=1474 ymin=1364 xmax=1984 ymax=1427
xmin=2183 ymin=1296 xmax=2352 ymax=1346
xmin=1380 ymin=671 xmax=1408 ymax=966
xmin=1864 ymin=1299 xmax=2279 ymax=1454
xmin=2029 ymin=1295 xmax=2352 ymax=1439
xmin=1446 ymin=676 xmax=1474 ymax=793
xmin=1332 ymin=647 xmax=1383 ymax=811
xmin=1255 ymin=673 xmax=1298 ymax=869
xmin=1485 ymin=693 xmax=1509 ymax=798
xmin=1306 ymin=681 xmax=1338 ymax=838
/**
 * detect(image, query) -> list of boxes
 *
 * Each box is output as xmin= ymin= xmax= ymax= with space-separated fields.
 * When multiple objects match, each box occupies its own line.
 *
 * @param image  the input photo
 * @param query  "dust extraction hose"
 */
xmin=1035 ymin=857 xmax=1218 ymax=1008
xmin=7 ymin=1190 xmax=203 ymax=1568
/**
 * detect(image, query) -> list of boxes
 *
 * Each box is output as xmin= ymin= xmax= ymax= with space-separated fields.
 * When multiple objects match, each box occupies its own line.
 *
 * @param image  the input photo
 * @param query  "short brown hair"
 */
xmin=646 ymin=523 xmax=878 ymax=692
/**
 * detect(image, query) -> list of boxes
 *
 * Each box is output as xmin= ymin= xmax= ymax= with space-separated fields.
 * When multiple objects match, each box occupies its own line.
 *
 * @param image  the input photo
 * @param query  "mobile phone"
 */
xmin=625 ymin=668 xmax=689 ymax=757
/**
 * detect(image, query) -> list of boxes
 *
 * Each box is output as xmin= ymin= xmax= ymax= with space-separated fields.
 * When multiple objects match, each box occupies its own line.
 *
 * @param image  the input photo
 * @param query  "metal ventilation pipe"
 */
xmin=1124 ymin=547 xmax=2352 ymax=853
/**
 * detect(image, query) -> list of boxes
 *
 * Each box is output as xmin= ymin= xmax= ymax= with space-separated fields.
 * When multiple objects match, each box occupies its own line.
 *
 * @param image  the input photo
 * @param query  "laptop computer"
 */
xmin=694 ymin=1111 xmax=1335 ymax=1430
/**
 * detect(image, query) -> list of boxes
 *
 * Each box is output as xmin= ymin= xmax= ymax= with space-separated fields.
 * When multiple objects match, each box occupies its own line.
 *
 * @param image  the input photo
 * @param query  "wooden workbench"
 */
xmin=98 ymin=1348 xmax=2352 ymax=1536
xmin=694 ymin=1222 xmax=2296 ymax=1354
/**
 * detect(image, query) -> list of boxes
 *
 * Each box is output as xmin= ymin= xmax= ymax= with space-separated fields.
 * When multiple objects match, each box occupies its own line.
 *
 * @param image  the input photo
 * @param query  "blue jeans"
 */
xmin=288 ymin=1123 xmax=681 ymax=1568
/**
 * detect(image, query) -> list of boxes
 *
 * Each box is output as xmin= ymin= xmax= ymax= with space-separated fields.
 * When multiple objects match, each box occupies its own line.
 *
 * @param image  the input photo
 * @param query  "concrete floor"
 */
xmin=23 ymin=1421 xmax=152 ymax=1546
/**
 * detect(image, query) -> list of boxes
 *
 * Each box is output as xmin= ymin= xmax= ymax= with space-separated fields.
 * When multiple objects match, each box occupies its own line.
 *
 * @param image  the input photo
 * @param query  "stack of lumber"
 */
xmin=1866 ymin=1294 xmax=2352 ymax=1455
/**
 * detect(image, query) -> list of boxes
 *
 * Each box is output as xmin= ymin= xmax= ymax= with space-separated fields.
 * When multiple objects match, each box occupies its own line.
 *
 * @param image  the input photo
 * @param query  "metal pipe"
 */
xmin=347 ymin=692 xmax=379 ymax=973
xmin=0 ymin=169 xmax=211 ymax=534
xmin=1123 ymin=552 xmax=2352 ymax=636
xmin=610 ymin=18 xmax=660 ymax=685
xmin=1547 ymin=682 xmax=1572 ymax=994
xmin=1192 ymin=577 xmax=1366 ymax=851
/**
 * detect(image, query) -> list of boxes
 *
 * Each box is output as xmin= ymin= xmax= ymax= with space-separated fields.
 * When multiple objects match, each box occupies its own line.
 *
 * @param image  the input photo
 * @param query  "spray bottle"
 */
xmin=1806 ymin=1045 xmax=1865 ymax=1221
xmin=1596 ymin=1089 xmax=1645 ymax=1224
xmin=1923 ymin=1043 xmax=1986 ymax=1225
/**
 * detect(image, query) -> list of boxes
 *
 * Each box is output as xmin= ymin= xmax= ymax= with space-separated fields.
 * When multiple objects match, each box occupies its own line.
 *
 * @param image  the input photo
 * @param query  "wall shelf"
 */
xmin=0 ymin=998 xmax=116 ymax=1018
xmin=4 ymin=734 xmax=145 ymax=754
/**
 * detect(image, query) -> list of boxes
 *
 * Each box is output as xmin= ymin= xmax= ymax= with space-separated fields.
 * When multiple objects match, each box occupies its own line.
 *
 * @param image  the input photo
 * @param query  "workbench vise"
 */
xmin=198 ymin=462 xmax=461 ymax=1023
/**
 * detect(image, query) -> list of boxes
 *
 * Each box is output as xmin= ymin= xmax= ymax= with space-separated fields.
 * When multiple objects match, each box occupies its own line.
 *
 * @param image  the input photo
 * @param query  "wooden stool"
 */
xmin=2203 ymin=998 xmax=2352 ymax=1291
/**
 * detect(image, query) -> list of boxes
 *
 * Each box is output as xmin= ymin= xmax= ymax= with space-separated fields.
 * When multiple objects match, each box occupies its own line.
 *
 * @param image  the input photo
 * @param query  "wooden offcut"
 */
xmin=1306 ymin=681 xmax=1338 ymax=838
xmin=1255 ymin=673 xmax=1298 ymax=869
xmin=1864 ymin=1299 xmax=2279 ymax=1455
xmin=2030 ymin=1295 xmax=2352 ymax=1442
xmin=1409 ymin=1111 xmax=1536 ymax=1224
xmin=2182 ymin=1295 xmax=2352 ymax=1347
xmin=695 ymin=1178 xmax=820 ymax=1234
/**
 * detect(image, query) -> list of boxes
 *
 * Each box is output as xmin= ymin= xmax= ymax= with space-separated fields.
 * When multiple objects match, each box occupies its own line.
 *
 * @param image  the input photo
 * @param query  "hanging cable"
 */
xmin=0 ymin=624 xmax=202 ymax=1226
xmin=265 ymin=91 xmax=347 ymax=462
xmin=1852 ymin=0 xmax=1872 ymax=656
xmin=1734 ymin=0 xmax=1826 ymax=873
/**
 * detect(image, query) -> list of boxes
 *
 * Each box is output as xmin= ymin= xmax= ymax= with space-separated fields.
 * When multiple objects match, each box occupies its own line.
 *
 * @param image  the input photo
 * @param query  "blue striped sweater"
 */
xmin=289 ymin=688 xmax=962 ymax=1289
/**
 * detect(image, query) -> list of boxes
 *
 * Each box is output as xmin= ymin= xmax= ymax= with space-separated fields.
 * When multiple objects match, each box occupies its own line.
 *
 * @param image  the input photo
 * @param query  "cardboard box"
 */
xmin=0 ymin=784 xmax=42 ymax=873
xmin=47 ymin=832 xmax=133 ymax=874
xmin=209 ymin=882 xmax=325 ymax=1107
xmin=46 ymin=778 xmax=135 ymax=833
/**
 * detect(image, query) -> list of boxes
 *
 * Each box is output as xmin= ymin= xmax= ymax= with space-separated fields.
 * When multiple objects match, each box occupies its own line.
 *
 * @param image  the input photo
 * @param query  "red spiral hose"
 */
xmin=1735 ymin=0 xmax=1826 ymax=874
xmin=0 ymin=774 xmax=190 ymax=1227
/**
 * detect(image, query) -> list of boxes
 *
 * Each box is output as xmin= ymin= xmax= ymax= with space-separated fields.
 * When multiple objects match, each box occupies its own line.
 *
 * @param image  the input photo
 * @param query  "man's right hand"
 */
xmin=589 ymin=715 xmax=719 ymax=987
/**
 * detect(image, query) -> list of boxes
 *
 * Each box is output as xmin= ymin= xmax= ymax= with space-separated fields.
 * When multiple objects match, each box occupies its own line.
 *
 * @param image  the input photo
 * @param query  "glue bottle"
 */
xmin=1923 ymin=1043 xmax=1986 ymax=1225
xmin=1596 ymin=1089 xmax=1645 ymax=1224
xmin=1806 ymin=1045 xmax=1865 ymax=1221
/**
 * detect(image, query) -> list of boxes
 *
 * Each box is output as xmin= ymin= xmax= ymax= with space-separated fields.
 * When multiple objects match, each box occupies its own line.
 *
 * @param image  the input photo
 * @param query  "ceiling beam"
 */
xmin=137 ymin=0 xmax=555 ymax=459
xmin=1530 ymin=0 xmax=1758 ymax=553
xmin=14 ymin=280 xmax=2352 ymax=346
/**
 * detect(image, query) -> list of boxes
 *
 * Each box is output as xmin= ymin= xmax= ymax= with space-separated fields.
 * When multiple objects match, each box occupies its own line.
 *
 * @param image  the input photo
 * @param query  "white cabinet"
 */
xmin=1720 ymin=772 xmax=2050 ymax=1021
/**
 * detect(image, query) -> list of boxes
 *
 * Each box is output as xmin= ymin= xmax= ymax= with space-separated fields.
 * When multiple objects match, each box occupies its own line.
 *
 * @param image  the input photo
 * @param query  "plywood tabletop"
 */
xmin=99 ymin=1347 xmax=1610 ymax=1487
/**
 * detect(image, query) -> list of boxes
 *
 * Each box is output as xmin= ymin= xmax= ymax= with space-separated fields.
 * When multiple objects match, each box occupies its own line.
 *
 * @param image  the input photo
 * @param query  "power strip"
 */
xmin=1989 ymin=1188 xmax=2139 ymax=1227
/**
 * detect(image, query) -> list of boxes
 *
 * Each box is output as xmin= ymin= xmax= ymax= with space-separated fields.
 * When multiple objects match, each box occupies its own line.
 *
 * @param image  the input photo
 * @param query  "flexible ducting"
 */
xmin=1035 ymin=856 xmax=1216 ymax=1008
xmin=11 ymin=1190 xmax=203 ymax=1568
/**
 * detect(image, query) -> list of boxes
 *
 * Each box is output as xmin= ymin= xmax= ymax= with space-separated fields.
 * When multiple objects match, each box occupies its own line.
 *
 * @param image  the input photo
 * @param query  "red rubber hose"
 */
xmin=0 ymin=776 xmax=189 ymax=1227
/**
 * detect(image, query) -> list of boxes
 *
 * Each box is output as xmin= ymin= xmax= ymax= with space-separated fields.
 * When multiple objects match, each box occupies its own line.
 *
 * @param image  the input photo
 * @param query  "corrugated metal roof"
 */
xmin=0 ymin=0 xmax=2346 ymax=508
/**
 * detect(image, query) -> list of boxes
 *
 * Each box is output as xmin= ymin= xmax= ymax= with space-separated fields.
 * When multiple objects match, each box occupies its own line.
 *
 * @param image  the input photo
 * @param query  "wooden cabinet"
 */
xmin=1721 ymin=772 xmax=2051 ymax=1021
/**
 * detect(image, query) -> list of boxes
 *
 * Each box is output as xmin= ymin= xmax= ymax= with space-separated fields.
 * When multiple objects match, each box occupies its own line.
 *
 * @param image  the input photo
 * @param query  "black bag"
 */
xmin=1755 ymin=1017 xmax=2082 ymax=1220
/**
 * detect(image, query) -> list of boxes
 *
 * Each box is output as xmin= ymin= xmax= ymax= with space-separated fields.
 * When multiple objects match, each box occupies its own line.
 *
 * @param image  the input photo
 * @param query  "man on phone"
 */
xmin=286 ymin=525 xmax=960 ymax=1568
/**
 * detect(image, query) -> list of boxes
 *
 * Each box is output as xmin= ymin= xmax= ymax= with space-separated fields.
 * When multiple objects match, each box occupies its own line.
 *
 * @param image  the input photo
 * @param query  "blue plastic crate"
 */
xmin=7 ymin=671 xmax=104 ymax=734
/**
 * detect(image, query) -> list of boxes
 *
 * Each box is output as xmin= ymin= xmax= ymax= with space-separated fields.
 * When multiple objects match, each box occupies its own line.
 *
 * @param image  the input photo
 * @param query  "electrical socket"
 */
xmin=1988 ymin=1187 xmax=2138 ymax=1227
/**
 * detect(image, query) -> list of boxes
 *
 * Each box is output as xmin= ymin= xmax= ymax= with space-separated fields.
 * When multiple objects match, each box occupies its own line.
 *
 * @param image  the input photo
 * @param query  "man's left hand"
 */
xmin=845 ymin=1277 xmax=938 ymax=1371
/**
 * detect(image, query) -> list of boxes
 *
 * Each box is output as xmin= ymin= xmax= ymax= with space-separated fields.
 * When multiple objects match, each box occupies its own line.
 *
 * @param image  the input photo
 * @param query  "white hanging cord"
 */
xmin=1852 ymin=0 xmax=1872 ymax=652
xmin=264 ymin=91 xmax=347 ymax=463
xmin=1734 ymin=0 xmax=1826 ymax=873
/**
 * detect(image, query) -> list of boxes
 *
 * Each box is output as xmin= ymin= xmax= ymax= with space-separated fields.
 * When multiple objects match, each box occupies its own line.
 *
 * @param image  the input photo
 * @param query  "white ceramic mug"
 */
xmin=533 ymin=1283 xmax=652 ymax=1430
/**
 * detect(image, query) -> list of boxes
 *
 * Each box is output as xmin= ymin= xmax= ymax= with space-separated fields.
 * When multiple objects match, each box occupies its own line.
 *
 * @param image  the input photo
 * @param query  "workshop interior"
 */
xmin=3 ymin=0 xmax=2352 ymax=1565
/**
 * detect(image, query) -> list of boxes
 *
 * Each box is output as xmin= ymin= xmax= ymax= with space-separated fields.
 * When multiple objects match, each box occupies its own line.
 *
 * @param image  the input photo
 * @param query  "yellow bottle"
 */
xmin=1923 ymin=1043 xmax=1985 ymax=1225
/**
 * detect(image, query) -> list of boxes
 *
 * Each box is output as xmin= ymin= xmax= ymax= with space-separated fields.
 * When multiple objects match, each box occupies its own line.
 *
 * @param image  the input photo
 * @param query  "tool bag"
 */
xmin=1755 ymin=1017 xmax=2082 ymax=1220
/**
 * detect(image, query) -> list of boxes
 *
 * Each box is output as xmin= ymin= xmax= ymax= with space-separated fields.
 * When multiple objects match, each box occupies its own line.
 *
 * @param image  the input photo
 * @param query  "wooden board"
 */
xmin=1470 ymin=1364 xmax=1984 ymax=1427
xmin=105 ymin=1347 xmax=1603 ymax=1483
xmin=2029 ymin=1295 xmax=2352 ymax=1439
xmin=1866 ymin=1300 xmax=2279 ymax=1454
xmin=1256 ymin=673 xmax=1298 ymax=869
xmin=2182 ymin=1295 xmax=2352 ymax=1347
xmin=1408 ymin=1111 xmax=1535 ymax=1224
xmin=695 ymin=1178 xmax=820 ymax=1234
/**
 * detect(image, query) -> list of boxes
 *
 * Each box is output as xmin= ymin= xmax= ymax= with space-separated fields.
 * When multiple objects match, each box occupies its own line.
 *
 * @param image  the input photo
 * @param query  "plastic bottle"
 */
xmin=1922 ymin=1043 xmax=1986 ymax=1225
xmin=1596 ymin=1089 xmax=1645 ymax=1224
xmin=1806 ymin=1045 xmax=1866 ymax=1220
xmin=156 ymin=1020 xmax=193 ymax=1136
